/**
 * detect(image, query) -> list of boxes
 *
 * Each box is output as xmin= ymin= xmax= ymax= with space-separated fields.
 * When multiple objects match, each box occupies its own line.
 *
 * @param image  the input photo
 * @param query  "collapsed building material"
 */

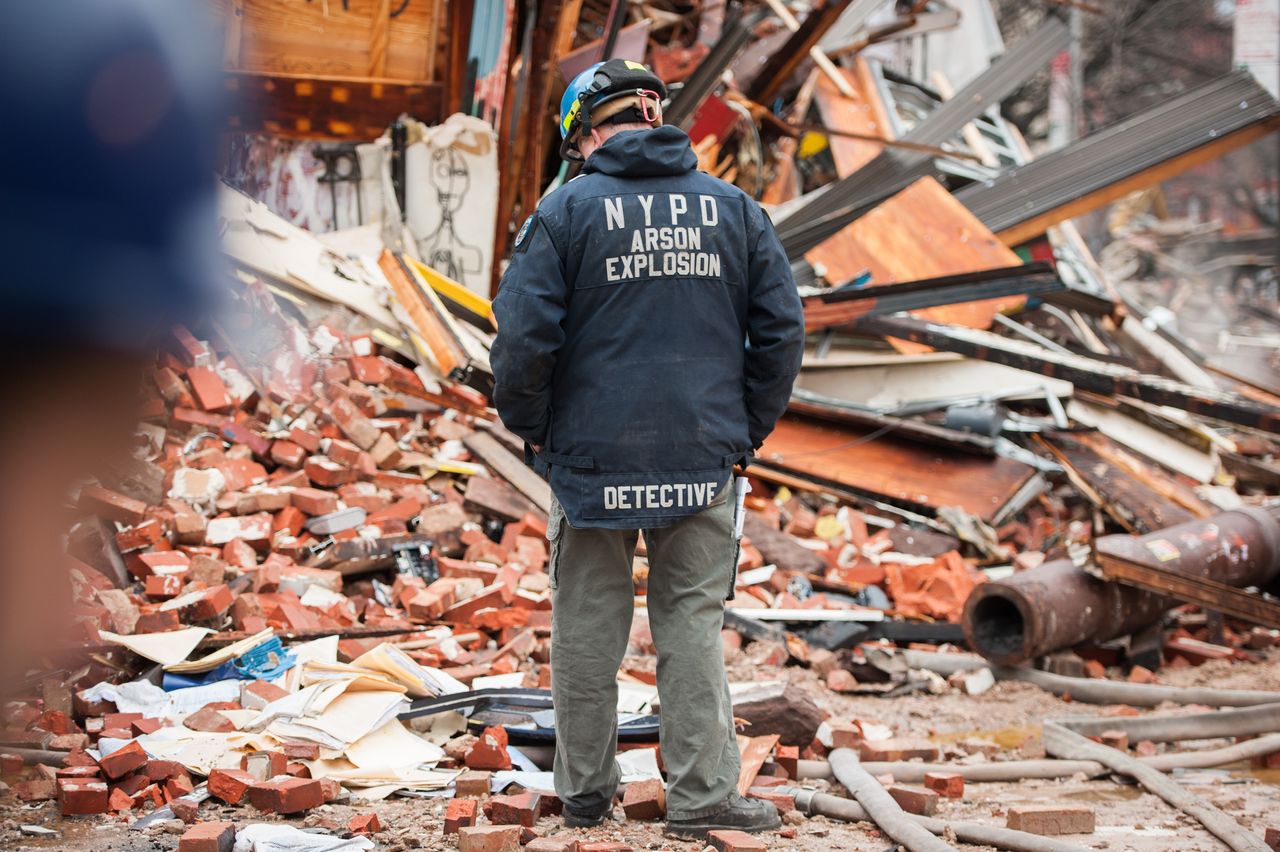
xmin=962 ymin=507 xmax=1280 ymax=665
xmin=755 ymin=415 xmax=1039 ymax=523
xmin=956 ymin=71 xmax=1280 ymax=247
xmin=1097 ymin=549 xmax=1280 ymax=629
xmin=774 ymin=14 xmax=1071 ymax=256
xmin=827 ymin=748 xmax=955 ymax=852
xmin=801 ymin=262 xmax=1065 ymax=333
xmin=902 ymin=649 xmax=1280 ymax=707
xmin=859 ymin=315 xmax=1280 ymax=433
xmin=1043 ymin=721 xmax=1271 ymax=852
xmin=780 ymin=785 xmax=1091 ymax=852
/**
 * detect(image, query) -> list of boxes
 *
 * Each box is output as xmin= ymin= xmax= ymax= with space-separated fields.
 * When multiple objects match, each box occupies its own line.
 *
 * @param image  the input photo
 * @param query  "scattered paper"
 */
xmin=99 ymin=627 xmax=211 ymax=666
xmin=233 ymin=823 xmax=374 ymax=852
xmin=345 ymin=720 xmax=444 ymax=770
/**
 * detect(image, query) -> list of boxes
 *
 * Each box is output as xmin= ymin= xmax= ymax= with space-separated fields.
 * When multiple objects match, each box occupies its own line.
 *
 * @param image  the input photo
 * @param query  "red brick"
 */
xmin=1265 ymin=826 xmax=1279 ymax=850
xmin=207 ymin=768 xmax=255 ymax=804
xmin=486 ymin=790 xmax=542 ymax=827
xmin=859 ymin=738 xmax=939 ymax=762
xmin=348 ymin=813 xmax=381 ymax=835
xmin=241 ymin=680 xmax=289 ymax=710
xmin=888 ymin=784 xmax=938 ymax=815
xmin=465 ymin=725 xmax=512 ymax=770
xmin=746 ymin=788 xmax=794 ymax=813
xmin=304 ymin=456 xmax=356 ymax=487
xmin=454 ymin=769 xmax=491 ymax=796
xmin=273 ymin=505 xmax=306 ymax=538
xmin=325 ymin=438 xmax=365 ymax=467
xmin=247 ymin=777 xmax=324 ymax=814
xmin=183 ymin=584 xmax=235 ymax=621
xmin=178 ymin=821 xmax=236 ymax=852
xmin=58 ymin=778 xmax=109 ymax=814
xmin=187 ymin=367 xmax=232 ymax=412
xmin=281 ymin=742 xmax=321 ymax=761
xmin=525 ymin=840 xmax=580 ymax=852
xmin=171 ymin=797 xmax=199 ymax=823
xmin=1083 ymin=659 xmax=1107 ymax=679
xmin=457 ymin=825 xmax=520 ymax=852
xmin=270 ymin=440 xmax=306 ymax=469
xmin=13 ymin=778 xmax=57 ymax=801
xmin=135 ymin=610 xmax=182 ymax=633
xmin=444 ymin=796 xmax=479 ymax=833
xmin=142 ymin=759 xmax=183 ymax=781
xmin=291 ymin=487 xmax=340 ymax=516
xmin=80 ymin=485 xmax=147 ymax=525
xmin=1007 ymin=805 xmax=1096 ymax=835
xmin=923 ymin=771 xmax=964 ymax=798
xmin=166 ymin=775 xmax=195 ymax=799
xmin=136 ymin=549 xmax=191 ymax=578
xmin=1100 ymin=730 xmax=1129 ymax=750
xmin=108 ymin=786 xmax=136 ymax=811
xmin=707 ymin=831 xmax=766 ymax=852
xmin=241 ymin=750 xmax=288 ymax=780
xmin=133 ymin=718 xmax=167 ymax=737
xmin=621 ymin=778 xmax=666 ymax=819
xmin=55 ymin=766 xmax=101 ymax=780
xmin=1 ymin=752 xmax=25 ymax=773
xmin=145 ymin=573 xmax=185 ymax=599
xmin=98 ymin=741 xmax=147 ymax=780
xmin=184 ymin=706 xmax=235 ymax=733
xmin=206 ymin=514 xmax=272 ymax=548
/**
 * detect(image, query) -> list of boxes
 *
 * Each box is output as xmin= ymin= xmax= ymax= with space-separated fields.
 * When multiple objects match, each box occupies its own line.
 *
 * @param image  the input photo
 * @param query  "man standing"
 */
xmin=490 ymin=60 xmax=804 ymax=838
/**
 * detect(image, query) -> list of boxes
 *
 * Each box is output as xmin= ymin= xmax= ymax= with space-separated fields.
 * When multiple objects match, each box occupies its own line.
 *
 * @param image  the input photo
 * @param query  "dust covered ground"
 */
xmin=4 ymin=651 xmax=1278 ymax=852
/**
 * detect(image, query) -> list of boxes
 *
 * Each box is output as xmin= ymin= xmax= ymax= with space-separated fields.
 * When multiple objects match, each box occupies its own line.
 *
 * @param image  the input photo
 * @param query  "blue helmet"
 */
xmin=558 ymin=59 xmax=666 ymax=161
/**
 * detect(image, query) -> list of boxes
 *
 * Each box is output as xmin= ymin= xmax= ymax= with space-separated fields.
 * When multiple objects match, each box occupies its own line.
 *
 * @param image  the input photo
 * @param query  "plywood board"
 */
xmin=804 ymin=177 xmax=1026 ymax=332
xmin=211 ymin=0 xmax=443 ymax=82
xmin=812 ymin=60 xmax=894 ymax=177
xmin=757 ymin=415 xmax=1035 ymax=522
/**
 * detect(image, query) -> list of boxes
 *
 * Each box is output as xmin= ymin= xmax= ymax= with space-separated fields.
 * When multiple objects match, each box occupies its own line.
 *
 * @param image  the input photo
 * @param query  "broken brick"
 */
xmin=887 ymin=784 xmax=938 ymax=816
xmin=207 ymin=768 xmax=255 ymax=804
xmin=465 ymin=725 xmax=512 ymax=770
xmin=348 ymin=813 xmax=381 ymax=835
xmin=454 ymin=769 xmax=491 ymax=796
xmin=247 ymin=777 xmax=324 ymax=813
xmin=923 ymin=771 xmax=964 ymax=798
xmin=485 ymin=790 xmax=542 ymax=827
xmin=621 ymin=779 xmax=666 ymax=820
xmin=1007 ymin=804 xmax=1096 ymax=835
xmin=98 ymin=741 xmax=147 ymax=780
xmin=57 ymin=778 xmax=110 ymax=815
xmin=445 ymin=796 xmax=479 ymax=833
xmin=707 ymin=830 xmax=767 ymax=852
xmin=178 ymin=821 xmax=236 ymax=852
xmin=457 ymin=825 xmax=520 ymax=852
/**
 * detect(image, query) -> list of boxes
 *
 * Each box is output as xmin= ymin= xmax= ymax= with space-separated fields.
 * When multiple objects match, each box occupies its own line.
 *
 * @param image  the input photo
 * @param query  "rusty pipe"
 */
xmin=962 ymin=507 xmax=1280 ymax=665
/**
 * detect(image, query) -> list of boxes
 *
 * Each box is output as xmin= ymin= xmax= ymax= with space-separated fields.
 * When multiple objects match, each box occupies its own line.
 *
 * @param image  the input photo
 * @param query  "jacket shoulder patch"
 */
xmin=514 ymin=214 xmax=537 ymax=253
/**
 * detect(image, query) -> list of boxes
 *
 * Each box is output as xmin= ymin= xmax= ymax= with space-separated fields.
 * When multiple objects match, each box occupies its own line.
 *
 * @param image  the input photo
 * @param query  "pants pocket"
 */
xmin=547 ymin=499 xmax=565 ymax=590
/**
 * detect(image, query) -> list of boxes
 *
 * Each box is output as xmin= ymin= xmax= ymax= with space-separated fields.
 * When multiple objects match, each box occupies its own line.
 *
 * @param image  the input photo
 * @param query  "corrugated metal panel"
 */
xmin=956 ymin=71 xmax=1280 ymax=236
xmin=774 ymin=14 xmax=1069 ymax=257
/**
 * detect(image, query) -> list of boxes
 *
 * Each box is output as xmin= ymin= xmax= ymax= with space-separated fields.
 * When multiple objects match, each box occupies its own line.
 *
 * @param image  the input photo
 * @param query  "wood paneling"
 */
xmin=212 ymin=0 xmax=444 ymax=82
xmin=225 ymin=71 xmax=443 ymax=139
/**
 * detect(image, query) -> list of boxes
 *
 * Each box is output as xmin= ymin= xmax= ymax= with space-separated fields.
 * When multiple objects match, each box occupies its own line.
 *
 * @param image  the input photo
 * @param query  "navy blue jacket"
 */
xmin=491 ymin=126 xmax=804 ymax=529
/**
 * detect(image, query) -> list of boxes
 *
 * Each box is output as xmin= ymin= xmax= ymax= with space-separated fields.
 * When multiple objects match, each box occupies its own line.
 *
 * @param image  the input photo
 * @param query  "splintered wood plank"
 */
xmin=757 ymin=415 xmax=1034 ymax=523
xmin=804 ymin=177 xmax=1026 ymax=334
xmin=464 ymin=474 xmax=543 ymax=524
xmin=737 ymin=734 xmax=780 ymax=795
xmin=1037 ymin=432 xmax=1200 ymax=534
xmin=463 ymin=431 xmax=552 ymax=515
xmin=812 ymin=60 xmax=893 ymax=177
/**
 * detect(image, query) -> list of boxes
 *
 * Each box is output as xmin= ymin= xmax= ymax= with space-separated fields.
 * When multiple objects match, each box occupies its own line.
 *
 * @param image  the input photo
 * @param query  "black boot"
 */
xmin=563 ymin=808 xmax=609 ymax=828
xmin=666 ymin=794 xmax=780 ymax=838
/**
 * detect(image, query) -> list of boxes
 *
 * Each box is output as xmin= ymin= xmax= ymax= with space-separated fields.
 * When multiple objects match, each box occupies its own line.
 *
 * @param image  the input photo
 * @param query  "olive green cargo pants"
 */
xmin=547 ymin=487 xmax=741 ymax=820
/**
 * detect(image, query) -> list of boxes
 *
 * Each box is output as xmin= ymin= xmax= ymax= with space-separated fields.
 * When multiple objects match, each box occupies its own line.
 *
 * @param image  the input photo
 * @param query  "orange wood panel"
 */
xmin=757 ymin=415 xmax=1035 ymax=522
xmin=812 ymin=60 xmax=893 ymax=177
xmin=804 ymin=176 xmax=1026 ymax=332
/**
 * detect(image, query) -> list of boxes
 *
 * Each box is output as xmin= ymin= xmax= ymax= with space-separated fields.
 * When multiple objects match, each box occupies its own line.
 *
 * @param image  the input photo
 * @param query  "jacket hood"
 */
xmin=582 ymin=125 xmax=698 ymax=178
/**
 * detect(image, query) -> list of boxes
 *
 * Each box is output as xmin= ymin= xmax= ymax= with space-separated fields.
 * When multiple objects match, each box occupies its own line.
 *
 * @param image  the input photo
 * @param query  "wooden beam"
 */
xmin=224 ymin=71 xmax=443 ymax=140
xmin=997 ymin=118 xmax=1280 ymax=246
xmin=747 ymin=0 xmax=854 ymax=104
xmin=368 ymin=0 xmax=392 ymax=78
xmin=223 ymin=0 xmax=245 ymax=68
xmin=1096 ymin=550 xmax=1280 ymax=630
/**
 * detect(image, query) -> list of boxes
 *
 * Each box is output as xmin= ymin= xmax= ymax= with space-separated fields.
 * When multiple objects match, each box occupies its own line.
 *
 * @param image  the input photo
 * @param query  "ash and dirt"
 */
xmin=5 ymin=652 xmax=1278 ymax=852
